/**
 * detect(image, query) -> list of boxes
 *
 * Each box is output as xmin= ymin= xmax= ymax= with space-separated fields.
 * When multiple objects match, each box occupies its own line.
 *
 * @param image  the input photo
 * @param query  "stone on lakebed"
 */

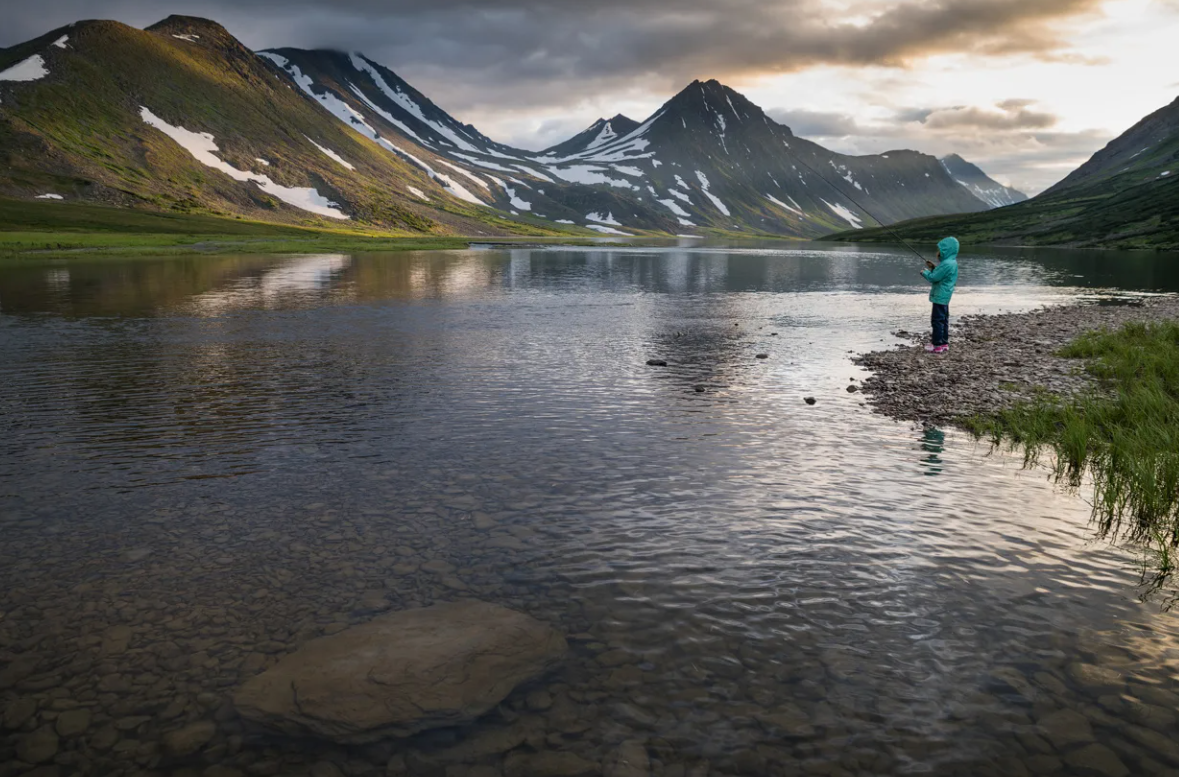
xmin=233 ymin=600 xmax=567 ymax=743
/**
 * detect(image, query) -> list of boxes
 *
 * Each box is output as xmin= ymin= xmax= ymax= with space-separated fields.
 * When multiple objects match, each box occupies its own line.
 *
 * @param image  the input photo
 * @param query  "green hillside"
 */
xmin=0 ymin=17 xmax=572 ymax=238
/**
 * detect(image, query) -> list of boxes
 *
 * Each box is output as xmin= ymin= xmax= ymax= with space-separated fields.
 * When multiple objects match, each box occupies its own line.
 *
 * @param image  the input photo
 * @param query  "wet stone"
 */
xmin=504 ymin=751 xmax=598 ymax=777
xmin=101 ymin=625 xmax=133 ymax=656
xmin=16 ymin=724 xmax=59 ymax=764
xmin=162 ymin=720 xmax=218 ymax=758
xmin=604 ymin=740 xmax=650 ymax=777
xmin=1037 ymin=708 xmax=1094 ymax=749
xmin=1066 ymin=663 xmax=1123 ymax=694
xmin=1063 ymin=744 xmax=1128 ymax=777
xmin=3 ymin=696 xmax=38 ymax=729
xmin=53 ymin=708 xmax=90 ymax=737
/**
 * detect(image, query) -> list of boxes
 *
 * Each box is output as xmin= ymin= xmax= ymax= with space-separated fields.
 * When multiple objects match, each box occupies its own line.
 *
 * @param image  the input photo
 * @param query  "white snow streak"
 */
xmin=694 ymin=170 xmax=730 ymax=215
xmin=766 ymin=193 xmax=801 ymax=216
xmin=259 ymin=53 xmax=382 ymax=141
xmin=492 ymin=177 xmax=532 ymax=211
xmin=585 ymin=224 xmax=630 ymax=235
xmin=172 ymin=34 xmax=200 ymax=42
xmin=349 ymin=53 xmax=480 ymax=153
xmin=255 ymin=158 xmax=270 ymax=166
xmin=0 ymin=55 xmax=49 ymax=82
xmin=347 ymin=84 xmax=428 ymax=145
xmin=406 ymin=185 xmax=429 ymax=200
xmin=35 ymin=193 xmax=64 ymax=200
xmin=585 ymin=211 xmax=621 ymax=225
xmin=139 ymin=107 xmax=348 ymax=219
xmin=52 ymin=36 xmax=69 ymax=49
xmin=547 ymin=165 xmax=635 ymax=189
xmin=820 ymin=198 xmax=862 ymax=228
xmin=305 ymin=136 xmax=355 ymax=171
xmin=380 ymin=141 xmax=485 ymax=206
xmin=437 ymin=159 xmax=490 ymax=190
xmin=657 ymin=198 xmax=691 ymax=218
xmin=555 ymin=219 xmax=575 ymax=224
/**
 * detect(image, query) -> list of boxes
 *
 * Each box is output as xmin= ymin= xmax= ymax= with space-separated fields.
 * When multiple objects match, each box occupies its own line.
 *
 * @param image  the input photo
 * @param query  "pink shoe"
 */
xmin=933 ymin=344 xmax=949 ymax=354
xmin=923 ymin=344 xmax=937 ymax=352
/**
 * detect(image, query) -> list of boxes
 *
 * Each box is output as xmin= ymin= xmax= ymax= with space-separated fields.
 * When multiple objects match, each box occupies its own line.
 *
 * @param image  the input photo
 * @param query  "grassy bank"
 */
xmin=968 ymin=320 xmax=1179 ymax=583
xmin=0 ymin=197 xmax=601 ymax=259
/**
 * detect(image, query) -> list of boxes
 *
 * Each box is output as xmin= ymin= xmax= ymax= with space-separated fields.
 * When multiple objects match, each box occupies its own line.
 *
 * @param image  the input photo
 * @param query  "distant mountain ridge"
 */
xmin=541 ymin=115 xmax=641 ymax=159
xmin=939 ymin=154 xmax=1026 ymax=208
xmin=826 ymin=94 xmax=1179 ymax=249
xmin=0 ymin=14 xmax=1030 ymax=237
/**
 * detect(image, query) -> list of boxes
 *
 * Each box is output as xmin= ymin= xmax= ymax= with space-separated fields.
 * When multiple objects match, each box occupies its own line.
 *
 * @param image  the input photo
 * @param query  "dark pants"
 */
xmin=931 ymin=303 xmax=950 ymax=346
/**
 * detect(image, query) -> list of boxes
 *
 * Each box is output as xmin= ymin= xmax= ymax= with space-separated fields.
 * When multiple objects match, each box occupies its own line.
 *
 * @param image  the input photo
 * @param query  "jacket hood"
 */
xmin=938 ymin=237 xmax=960 ymax=262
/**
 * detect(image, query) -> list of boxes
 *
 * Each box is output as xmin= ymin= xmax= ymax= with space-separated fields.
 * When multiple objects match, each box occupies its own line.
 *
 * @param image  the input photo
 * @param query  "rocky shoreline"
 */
xmin=852 ymin=295 xmax=1179 ymax=427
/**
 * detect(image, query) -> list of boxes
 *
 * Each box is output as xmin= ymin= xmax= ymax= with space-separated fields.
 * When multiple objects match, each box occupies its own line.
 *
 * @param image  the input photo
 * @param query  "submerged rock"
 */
xmin=645 ymin=359 xmax=667 ymax=367
xmin=233 ymin=601 xmax=567 ymax=743
xmin=804 ymin=397 xmax=816 ymax=405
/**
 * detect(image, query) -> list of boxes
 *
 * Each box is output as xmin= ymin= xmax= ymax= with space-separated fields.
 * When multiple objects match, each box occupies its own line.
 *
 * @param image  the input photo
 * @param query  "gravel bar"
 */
xmin=852 ymin=296 xmax=1179 ymax=427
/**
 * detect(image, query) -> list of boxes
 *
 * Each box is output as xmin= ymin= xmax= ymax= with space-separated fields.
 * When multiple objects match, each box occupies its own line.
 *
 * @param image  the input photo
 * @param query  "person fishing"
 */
xmin=921 ymin=237 xmax=959 ymax=353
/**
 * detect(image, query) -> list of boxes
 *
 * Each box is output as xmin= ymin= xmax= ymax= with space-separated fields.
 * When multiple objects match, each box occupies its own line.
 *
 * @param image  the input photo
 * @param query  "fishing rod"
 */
xmin=786 ymin=148 xmax=931 ymax=264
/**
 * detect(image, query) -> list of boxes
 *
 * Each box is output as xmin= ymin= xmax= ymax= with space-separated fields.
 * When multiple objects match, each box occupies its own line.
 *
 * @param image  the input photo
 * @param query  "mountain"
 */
xmin=540 ymin=115 xmax=641 ymax=159
xmin=939 ymin=154 xmax=1026 ymax=208
xmin=0 ymin=17 xmax=569 ymax=236
xmin=1043 ymin=96 xmax=1178 ymax=195
xmin=826 ymin=95 xmax=1179 ymax=249
xmin=0 ymin=15 xmax=1005 ymax=239
xmin=273 ymin=56 xmax=995 ymax=236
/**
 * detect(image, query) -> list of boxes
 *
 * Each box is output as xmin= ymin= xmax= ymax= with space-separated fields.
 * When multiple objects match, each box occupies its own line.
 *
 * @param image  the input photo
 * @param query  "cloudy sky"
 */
xmin=4 ymin=0 xmax=1177 ymax=194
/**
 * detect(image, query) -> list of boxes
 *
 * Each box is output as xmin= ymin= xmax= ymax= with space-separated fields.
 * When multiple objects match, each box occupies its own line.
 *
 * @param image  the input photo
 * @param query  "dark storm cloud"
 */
xmin=2 ymin=0 xmax=1105 ymax=114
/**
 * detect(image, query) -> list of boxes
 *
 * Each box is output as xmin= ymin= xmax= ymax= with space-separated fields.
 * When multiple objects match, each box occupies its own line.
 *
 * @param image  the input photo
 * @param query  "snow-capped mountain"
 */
xmin=540 ymin=115 xmax=641 ymax=159
xmin=264 ymin=54 xmax=994 ymax=236
xmin=0 ymin=14 xmax=1014 ymax=239
xmin=939 ymin=154 xmax=1027 ymax=208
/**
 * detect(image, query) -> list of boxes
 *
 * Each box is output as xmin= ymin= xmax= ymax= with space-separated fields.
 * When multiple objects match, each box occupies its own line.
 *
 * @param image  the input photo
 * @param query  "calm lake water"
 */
xmin=3 ymin=242 xmax=1179 ymax=777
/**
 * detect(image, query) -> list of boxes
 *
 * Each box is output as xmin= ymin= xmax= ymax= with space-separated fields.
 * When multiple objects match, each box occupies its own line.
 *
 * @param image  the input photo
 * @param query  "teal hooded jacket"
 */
xmin=921 ymin=237 xmax=959 ymax=305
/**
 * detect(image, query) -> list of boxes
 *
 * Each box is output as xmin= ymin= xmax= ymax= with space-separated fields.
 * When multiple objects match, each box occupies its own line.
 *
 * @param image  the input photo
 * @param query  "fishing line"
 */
xmin=785 ymin=148 xmax=930 ymax=263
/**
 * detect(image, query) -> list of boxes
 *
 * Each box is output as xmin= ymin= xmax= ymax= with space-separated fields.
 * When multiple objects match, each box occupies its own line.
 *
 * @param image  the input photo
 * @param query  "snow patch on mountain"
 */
xmin=406 ymin=185 xmax=428 ymax=200
xmin=658 ymin=198 xmax=691 ymax=218
xmin=376 ymin=139 xmax=484 ymax=206
xmin=260 ymin=53 xmax=381 ymax=141
xmin=555 ymin=219 xmax=575 ymax=224
xmin=347 ymin=84 xmax=427 ymax=144
xmin=52 ymin=36 xmax=70 ymax=49
xmin=695 ymin=170 xmax=730 ymax=216
xmin=437 ymin=159 xmax=490 ymax=190
xmin=349 ymin=53 xmax=480 ymax=153
xmin=450 ymin=153 xmax=519 ymax=174
xmin=490 ymin=177 xmax=531 ymax=211
xmin=586 ymin=224 xmax=630 ymax=235
xmin=0 ymin=55 xmax=49 ymax=82
xmin=820 ymin=198 xmax=861 ymax=228
xmin=668 ymin=188 xmax=691 ymax=204
xmin=548 ymin=165 xmax=636 ymax=189
xmin=172 ymin=34 xmax=200 ymax=42
xmin=766 ymin=193 xmax=802 ymax=216
xmin=585 ymin=211 xmax=621 ymax=226
xmin=36 ymin=193 xmax=64 ymax=200
xmin=305 ymin=136 xmax=355 ymax=170
xmin=255 ymin=158 xmax=270 ymax=166
xmin=140 ymin=106 xmax=348 ymax=219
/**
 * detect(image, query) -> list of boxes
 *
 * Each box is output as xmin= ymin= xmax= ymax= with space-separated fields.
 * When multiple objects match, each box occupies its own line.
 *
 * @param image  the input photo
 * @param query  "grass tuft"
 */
xmin=966 ymin=320 xmax=1179 ymax=583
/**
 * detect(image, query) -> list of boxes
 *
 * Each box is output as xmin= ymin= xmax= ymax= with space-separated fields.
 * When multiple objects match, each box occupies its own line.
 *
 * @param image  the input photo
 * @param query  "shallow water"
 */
xmin=3 ymin=242 xmax=1179 ymax=777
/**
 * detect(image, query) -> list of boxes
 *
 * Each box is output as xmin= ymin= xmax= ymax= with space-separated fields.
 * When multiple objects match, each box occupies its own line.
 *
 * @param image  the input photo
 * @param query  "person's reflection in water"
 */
xmin=920 ymin=426 xmax=946 ymax=476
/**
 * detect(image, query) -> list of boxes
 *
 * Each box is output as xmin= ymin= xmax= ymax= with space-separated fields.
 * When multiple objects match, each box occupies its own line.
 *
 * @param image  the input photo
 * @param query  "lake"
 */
xmin=2 ymin=242 xmax=1179 ymax=776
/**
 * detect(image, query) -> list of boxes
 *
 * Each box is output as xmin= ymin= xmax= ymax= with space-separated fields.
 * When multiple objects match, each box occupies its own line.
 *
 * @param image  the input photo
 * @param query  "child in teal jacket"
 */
xmin=922 ymin=237 xmax=959 ymax=353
